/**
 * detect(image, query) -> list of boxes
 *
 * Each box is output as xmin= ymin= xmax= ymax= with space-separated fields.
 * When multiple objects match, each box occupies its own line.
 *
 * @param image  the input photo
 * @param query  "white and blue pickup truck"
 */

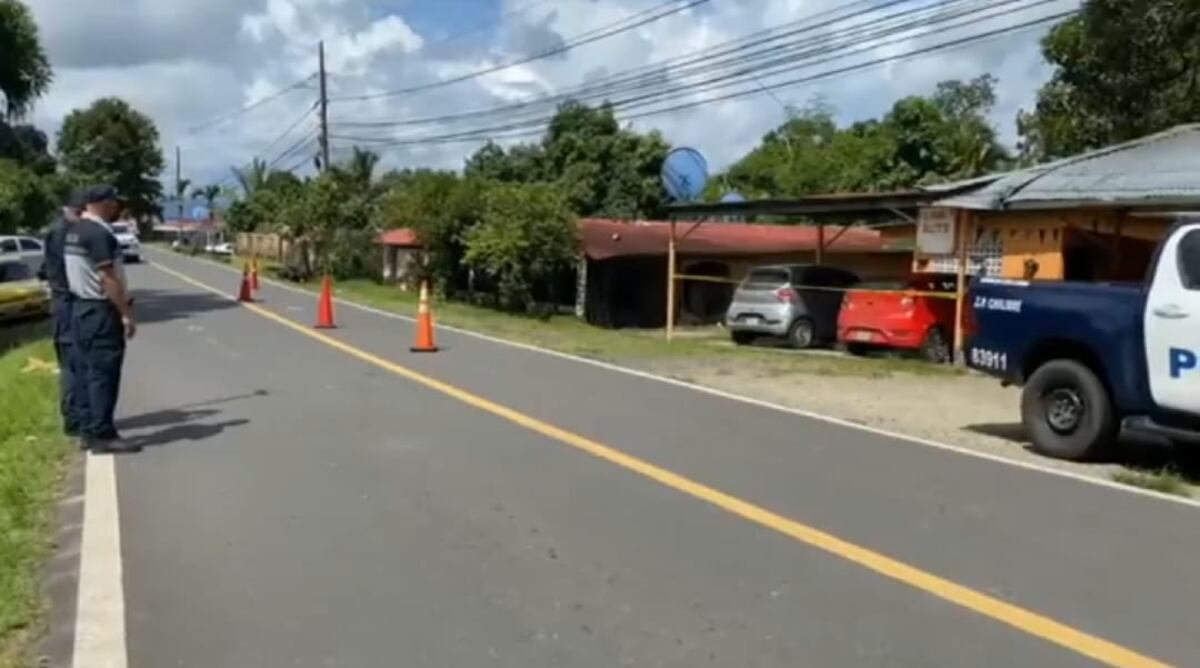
xmin=966 ymin=220 xmax=1200 ymax=461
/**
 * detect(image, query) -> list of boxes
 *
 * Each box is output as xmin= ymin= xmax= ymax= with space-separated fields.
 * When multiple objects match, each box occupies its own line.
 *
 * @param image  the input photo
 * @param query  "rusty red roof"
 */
xmin=580 ymin=218 xmax=887 ymax=260
xmin=378 ymin=228 xmax=421 ymax=247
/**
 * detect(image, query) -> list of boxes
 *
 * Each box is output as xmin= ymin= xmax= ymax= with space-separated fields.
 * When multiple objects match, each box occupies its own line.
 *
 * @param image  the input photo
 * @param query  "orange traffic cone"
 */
xmin=249 ymin=256 xmax=261 ymax=292
xmin=410 ymin=280 xmax=438 ymax=353
xmin=315 ymin=275 xmax=336 ymax=329
xmin=237 ymin=264 xmax=254 ymax=302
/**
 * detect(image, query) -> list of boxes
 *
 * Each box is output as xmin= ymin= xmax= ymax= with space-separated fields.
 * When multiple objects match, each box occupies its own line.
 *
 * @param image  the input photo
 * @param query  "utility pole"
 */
xmin=318 ymin=40 xmax=331 ymax=173
xmin=175 ymin=145 xmax=183 ymax=219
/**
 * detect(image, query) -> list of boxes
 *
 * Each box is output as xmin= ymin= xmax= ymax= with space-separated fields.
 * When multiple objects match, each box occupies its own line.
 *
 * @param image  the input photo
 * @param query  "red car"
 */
xmin=837 ymin=274 xmax=958 ymax=363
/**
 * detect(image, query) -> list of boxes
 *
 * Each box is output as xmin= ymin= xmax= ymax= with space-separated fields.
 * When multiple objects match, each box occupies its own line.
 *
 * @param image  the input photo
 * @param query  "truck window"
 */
xmin=1180 ymin=229 xmax=1200 ymax=290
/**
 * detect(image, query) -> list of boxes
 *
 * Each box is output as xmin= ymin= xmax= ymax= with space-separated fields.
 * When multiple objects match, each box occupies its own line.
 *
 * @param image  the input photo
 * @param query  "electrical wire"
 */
xmin=330 ymin=0 xmax=710 ymax=102
xmin=182 ymin=75 xmax=317 ymax=136
xmin=331 ymin=7 xmax=1073 ymax=149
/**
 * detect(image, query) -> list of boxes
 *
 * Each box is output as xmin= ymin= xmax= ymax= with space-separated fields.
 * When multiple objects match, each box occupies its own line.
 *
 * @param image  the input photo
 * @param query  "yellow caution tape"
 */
xmin=672 ymin=274 xmax=959 ymax=300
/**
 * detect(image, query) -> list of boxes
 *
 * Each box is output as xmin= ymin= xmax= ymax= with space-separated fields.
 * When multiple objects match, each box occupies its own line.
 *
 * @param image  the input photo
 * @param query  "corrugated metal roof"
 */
xmin=934 ymin=124 xmax=1200 ymax=211
xmin=581 ymin=218 xmax=888 ymax=260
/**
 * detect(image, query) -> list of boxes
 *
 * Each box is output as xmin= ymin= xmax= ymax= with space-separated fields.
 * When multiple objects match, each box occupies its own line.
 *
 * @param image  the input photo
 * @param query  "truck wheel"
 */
xmin=919 ymin=327 xmax=951 ymax=364
xmin=1021 ymin=360 xmax=1116 ymax=461
xmin=787 ymin=318 xmax=815 ymax=349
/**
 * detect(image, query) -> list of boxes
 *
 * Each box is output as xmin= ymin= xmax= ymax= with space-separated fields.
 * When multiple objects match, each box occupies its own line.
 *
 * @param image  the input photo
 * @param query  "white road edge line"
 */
xmin=146 ymin=248 xmax=1200 ymax=509
xmin=73 ymin=452 xmax=128 ymax=668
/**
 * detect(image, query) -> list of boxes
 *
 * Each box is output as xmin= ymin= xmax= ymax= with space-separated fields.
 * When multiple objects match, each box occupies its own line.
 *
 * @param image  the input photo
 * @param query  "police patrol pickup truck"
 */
xmin=967 ymin=220 xmax=1200 ymax=461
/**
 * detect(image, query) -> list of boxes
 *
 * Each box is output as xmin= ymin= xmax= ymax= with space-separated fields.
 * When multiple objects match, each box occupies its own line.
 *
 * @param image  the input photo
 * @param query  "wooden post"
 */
xmin=952 ymin=210 xmax=970 ymax=364
xmin=666 ymin=219 xmax=677 ymax=341
xmin=816 ymin=224 xmax=825 ymax=264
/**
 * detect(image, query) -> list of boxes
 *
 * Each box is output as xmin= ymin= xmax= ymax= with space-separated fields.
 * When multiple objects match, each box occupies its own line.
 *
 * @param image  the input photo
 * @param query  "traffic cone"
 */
xmin=315 ymin=275 xmax=336 ymax=329
xmin=410 ymin=280 xmax=438 ymax=353
xmin=237 ymin=264 xmax=254 ymax=302
xmin=249 ymin=256 xmax=261 ymax=292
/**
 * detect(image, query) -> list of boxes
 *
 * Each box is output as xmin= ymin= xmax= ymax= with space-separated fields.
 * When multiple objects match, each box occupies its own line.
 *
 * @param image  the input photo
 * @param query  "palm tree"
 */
xmin=191 ymin=184 xmax=221 ymax=220
xmin=0 ymin=0 xmax=52 ymax=120
xmin=231 ymin=158 xmax=268 ymax=196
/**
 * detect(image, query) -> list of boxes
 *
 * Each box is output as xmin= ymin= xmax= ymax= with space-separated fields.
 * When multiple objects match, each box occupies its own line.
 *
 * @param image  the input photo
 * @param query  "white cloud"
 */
xmin=21 ymin=0 xmax=1070 ymax=187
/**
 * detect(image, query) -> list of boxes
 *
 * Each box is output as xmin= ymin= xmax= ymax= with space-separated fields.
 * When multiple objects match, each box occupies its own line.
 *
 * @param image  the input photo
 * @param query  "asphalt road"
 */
xmin=62 ymin=248 xmax=1200 ymax=667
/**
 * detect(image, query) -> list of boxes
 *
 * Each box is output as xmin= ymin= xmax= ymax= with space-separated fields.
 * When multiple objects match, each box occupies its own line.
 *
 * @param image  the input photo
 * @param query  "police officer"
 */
xmin=65 ymin=184 xmax=139 ymax=453
xmin=42 ymin=190 xmax=89 ymax=445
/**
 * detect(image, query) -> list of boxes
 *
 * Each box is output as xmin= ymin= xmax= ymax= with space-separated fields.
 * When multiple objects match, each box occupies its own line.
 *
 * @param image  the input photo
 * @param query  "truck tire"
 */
xmin=1021 ymin=360 xmax=1116 ymax=461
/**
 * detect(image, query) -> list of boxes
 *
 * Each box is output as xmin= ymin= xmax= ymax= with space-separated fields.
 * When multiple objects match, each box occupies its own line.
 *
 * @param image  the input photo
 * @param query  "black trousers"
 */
xmin=70 ymin=300 xmax=125 ymax=441
xmin=51 ymin=296 xmax=88 ymax=436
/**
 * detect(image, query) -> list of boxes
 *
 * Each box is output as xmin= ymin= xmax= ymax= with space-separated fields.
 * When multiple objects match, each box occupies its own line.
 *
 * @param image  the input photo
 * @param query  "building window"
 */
xmin=1179 ymin=229 xmax=1200 ymax=290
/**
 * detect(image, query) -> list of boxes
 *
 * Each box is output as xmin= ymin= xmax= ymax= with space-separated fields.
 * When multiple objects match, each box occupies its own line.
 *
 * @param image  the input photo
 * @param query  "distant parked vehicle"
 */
xmin=726 ymin=264 xmax=860 ymax=348
xmin=0 ymin=235 xmax=44 ymax=277
xmin=0 ymin=261 xmax=49 ymax=322
xmin=838 ymin=274 xmax=958 ymax=363
xmin=206 ymin=241 xmax=234 ymax=256
xmin=109 ymin=222 xmax=141 ymax=262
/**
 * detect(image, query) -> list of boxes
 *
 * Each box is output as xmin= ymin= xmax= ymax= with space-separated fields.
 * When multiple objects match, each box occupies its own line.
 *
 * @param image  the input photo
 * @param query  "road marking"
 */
xmin=143 ymin=247 xmax=1200 ymax=510
xmin=151 ymin=259 xmax=1174 ymax=667
xmin=73 ymin=453 xmax=128 ymax=668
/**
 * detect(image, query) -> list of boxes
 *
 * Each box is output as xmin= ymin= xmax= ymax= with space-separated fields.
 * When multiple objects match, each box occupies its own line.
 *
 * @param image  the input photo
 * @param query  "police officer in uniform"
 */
xmin=65 ymin=185 xmax=140 ymax=453
xmin=42 ymin=190 xmax=89 ymax=444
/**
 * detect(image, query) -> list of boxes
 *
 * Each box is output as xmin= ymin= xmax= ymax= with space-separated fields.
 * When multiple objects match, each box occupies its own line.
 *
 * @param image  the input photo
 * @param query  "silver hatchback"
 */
xmin=726 ymin=264 xmax=860 ymax=348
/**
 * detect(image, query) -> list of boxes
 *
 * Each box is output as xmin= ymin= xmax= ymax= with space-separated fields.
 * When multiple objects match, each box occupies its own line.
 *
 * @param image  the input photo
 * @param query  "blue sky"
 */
xmin=23 ymin=0 xmax=1078 ymax=189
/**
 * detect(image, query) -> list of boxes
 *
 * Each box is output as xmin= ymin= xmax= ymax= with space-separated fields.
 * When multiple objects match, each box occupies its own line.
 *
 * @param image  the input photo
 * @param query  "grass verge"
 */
xmin=0 ymin=320 xmax=72 ymax=667
xmin=1110 ymin=468 xmax=1192 ymax=498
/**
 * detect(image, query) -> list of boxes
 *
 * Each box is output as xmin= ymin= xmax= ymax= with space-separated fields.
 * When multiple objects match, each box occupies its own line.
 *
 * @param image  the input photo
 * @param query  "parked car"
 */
xmin=0 ymin=235 xmax=44 ymax=276
xmin=726 ymin=264 xmax=860 ymax=348
xmin=838 ymin=274 xmax=958 ymax=363
xmin=0 ymin=261 xmax=49 ymax=322
xmin=967 ymin=219 xmax=1200 ymax=461
xmin=109 ymin=222 xmax=141 ymax=262
xmin=206 ymin=241 xmax=234 ymax=256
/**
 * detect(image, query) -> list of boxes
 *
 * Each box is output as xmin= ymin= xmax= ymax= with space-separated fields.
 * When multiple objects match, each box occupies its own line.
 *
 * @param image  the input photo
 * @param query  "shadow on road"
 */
xmin=132 ymin=287 xmax=239 ymax=325
xmin=117 ymin=391 xmax=267 ymax=449
xmin=965 ymin=421 xmax=1200 ymax=484
xmin=126 ymin=419 xmax=251 ymax=449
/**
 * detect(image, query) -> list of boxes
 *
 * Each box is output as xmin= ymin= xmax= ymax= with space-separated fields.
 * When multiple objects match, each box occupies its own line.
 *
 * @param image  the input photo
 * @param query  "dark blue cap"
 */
xmin=65 ymin=188 xmax=87 ymax=209
xmin=84 ymin=184 xmax=119 ymax=204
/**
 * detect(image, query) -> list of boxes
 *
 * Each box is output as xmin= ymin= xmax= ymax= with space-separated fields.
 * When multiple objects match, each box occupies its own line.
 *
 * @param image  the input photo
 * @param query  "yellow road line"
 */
xmin=149 ymin=261 xmax=1173 ymax=668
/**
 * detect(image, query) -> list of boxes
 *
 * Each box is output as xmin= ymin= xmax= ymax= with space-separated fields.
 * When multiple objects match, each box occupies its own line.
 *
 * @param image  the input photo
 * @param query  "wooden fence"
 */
xmin=236 ymin=233 xmax=295 ymax=262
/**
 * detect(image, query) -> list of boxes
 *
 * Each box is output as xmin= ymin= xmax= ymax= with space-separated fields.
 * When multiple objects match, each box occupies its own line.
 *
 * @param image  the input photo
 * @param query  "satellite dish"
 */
xmin=191 ymin=206 xmax=209 ymax=220
xmin=720 ymin=192 xmax=746 ymax=203
xmin=661 ymin=147 xmax=709 ymax=202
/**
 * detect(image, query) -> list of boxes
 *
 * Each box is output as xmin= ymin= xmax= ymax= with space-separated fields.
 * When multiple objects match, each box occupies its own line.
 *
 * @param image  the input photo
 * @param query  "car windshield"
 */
xmin=744 ymin=268 xmax=789 ymax=287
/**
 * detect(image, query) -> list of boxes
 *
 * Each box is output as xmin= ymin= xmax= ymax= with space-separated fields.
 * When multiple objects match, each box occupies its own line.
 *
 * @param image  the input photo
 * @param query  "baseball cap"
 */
xmin=84 ymin=184 xmax=119 ymax=204
xmin=65 ymin=188 xmax=88 ymax=209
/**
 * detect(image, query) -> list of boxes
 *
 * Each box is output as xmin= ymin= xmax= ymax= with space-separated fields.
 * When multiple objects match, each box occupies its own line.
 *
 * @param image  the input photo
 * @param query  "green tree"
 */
xmin=464 ymin=101 xmax=670 ymax=218
xmin=0 ymin=0 xmax=52 ymax=120
xmin=464 ymin=182 xmax=578 ymax=312
xmin=231 ymin=158 xmax=269 ymax=196
xmin=0 ymin=158 xmax=54 ymax=233
xmin=57 ymin=98 xmax=165 ymax=219
xmin=378 ymin=169 xmax=483 ymax=291
xmin=1018 ymin=0 xmax=1200 ymax=161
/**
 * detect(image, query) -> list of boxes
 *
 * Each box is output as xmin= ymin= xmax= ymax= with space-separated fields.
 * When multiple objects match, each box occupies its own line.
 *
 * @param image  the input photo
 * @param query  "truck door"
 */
xmin=1145 ymin=222 xmax=1200 ymax=414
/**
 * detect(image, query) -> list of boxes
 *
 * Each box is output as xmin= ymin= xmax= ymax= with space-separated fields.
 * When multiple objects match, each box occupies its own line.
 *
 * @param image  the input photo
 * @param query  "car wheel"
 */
xmin=1021 ymin=360 xmax=1116 ymax=461
xmin=731 ymin=331 xmax=756 ymax=346
xmin=786 ymin=318 xmax=815 ymax=349
xmin=919 ymin=327 xmax=951 ymax=364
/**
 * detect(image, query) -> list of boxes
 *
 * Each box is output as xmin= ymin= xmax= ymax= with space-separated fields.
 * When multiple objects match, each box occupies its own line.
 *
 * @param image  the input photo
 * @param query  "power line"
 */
xmin=182 ymin=75 xmax=317 ymax=136
xmin=330 ymin=0 xmax=710 ymax=102
xmin=260 ymin=101 xmax=319 ymax=160
xmin=329 ymin=0 xmax=1050 ymax=144
xmin=333 ymin=0 xmax=901 ymax=127
xmin=333 ymin=0 xmax=948 ymax=131
xmin=331 ymin=7 xmax=1073 ymax=150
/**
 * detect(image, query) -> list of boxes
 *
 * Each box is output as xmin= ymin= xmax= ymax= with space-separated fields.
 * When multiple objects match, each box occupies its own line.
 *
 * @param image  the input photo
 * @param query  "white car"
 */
xmin=109 ymin=222 xmax=141 ymax=263
xmin=206 ymin=241 xmax=234 ymax=256
xmin=0 ymin=235 xmax=44 ymax=276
